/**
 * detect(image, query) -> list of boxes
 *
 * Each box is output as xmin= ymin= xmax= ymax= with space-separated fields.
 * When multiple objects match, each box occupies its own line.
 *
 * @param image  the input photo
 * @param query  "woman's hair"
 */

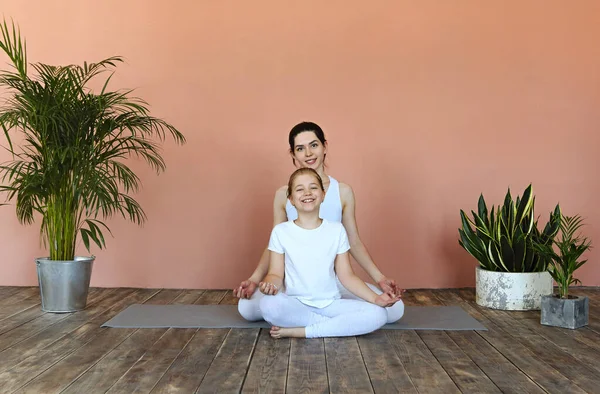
xmin=287 ymin=167 xmax=325 ymax=197
xmin=288 ymin=121 xmax=327 ymax=166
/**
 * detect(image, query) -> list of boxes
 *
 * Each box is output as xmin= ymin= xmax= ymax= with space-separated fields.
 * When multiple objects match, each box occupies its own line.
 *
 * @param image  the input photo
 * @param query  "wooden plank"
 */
xmin=145 ymin=290 xmax=229 ymax=393
xmin=428 ymin=290 xmax=545 ymax=394
xmin=105 ymin=328 xmax=198 ymax=394
xmin=477 ymin=306 xmax=600 ymax=393
xmin=61 ymin=328 xmax=168 ymax=394
xmin=512 ymin=306 xmax=600 ymax=376
xmin=66 ymin=290 xmax=225 ymax=394
xmin=149 ymin=329 xmax=229 ymax=394
xmin=386 ymin=330 xmax=461 ymax=394
xmin=324 ymin=337 xmax=373 ymax=393
xmin=0 ymin=289 xmax=154 ymax=392
xmin=10 ymin=289 xmax=183 ymax=393
xmin=0 ymin=288 xmax=102 ymax=334
xmin=417 ymin=330 xmax=502 ymax=393
xmin=195 ymin=328 xmax=260 ymax=393
xmin=0 ymin=288 xmax=128 ymax=366
xmin=10 ymin=325 xmax=138 ymax=393
xmin=219 ymin=291 xmax=240 ymax=305
xmin=392 ymin=289 xmax=463 ymax=393
xmin=0 ymin=287 xmax=39 ymax=306
xmin=452 ymin=289 xmax=587 ymax=394
xmin=0 ymin=287 xmax=21 ymax=298
xmin=357 ymin=331 xmax=417 ymax=394
xmin=241 ymin=329 xmax=290 ymax=394
xmin=286 ymin=338 xmax=329 ymax=394
xmin=446 ymin=330 xmax=545 ymax=394
xmin=172 ymin=289 xmax=206 ymax=305
xmin=64 ymin=290 xmax=223 ymax=394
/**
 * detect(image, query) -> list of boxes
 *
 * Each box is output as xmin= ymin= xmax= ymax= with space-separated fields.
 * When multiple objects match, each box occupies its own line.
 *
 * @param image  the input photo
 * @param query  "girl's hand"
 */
xmin=259 ymin=281 xmax=279 ymax=295
xmin=374 ymin=292 xmax=402 ymax=307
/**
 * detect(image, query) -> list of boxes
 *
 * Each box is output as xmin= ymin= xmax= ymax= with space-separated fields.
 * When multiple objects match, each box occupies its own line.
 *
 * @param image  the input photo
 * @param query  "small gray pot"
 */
xmin=540 ymin=294 xmax=588 ymax=329
xmin=36 ymin=256 xmax=95 ymax=313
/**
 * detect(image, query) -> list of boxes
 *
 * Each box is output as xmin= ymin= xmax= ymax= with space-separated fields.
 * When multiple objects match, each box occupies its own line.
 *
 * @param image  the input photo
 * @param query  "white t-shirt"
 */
xmin=268 ymin=218 xmax=351 ymax=308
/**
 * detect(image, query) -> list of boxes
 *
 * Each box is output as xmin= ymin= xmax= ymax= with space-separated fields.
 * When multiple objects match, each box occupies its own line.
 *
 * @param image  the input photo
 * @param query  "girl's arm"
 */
xmin=339 ymin=183 xmax=400 ymax=295
xmin=335 ymin=251 xmax=401 ymax=307
xmin=260 ymin=251 xmax=285 ymax=295
xmin=234 ymin=186 xmax=288 ymax=298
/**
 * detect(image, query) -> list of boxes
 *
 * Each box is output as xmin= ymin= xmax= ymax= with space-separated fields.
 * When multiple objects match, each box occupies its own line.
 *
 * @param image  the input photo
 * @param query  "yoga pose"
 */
xmin=235 ymin=121 xmax=405 ymax=323
xmin=260 ymin=167 xmax=402 ymax=338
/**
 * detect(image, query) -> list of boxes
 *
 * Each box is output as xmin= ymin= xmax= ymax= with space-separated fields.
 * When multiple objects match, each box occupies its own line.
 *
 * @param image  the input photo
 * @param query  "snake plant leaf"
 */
xmin=500 ymin=235 xmax=515 ymax=271
xmin=487 ymin=241 xmax=507 ymax=271
xmin=478 ymin=194 xmax=489 ymax=227
xmin=515 ymin=184 xmax=533 ymax=225
xmin=512 ymin=229 xmax=526 ymax=271
xmin=459 ymin=230 xmax=488 ymax=266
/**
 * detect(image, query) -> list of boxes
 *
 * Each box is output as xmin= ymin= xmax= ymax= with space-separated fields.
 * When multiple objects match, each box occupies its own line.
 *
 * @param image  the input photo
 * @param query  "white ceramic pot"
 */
xmin=475 ymin=266 xmax=553 ymax=310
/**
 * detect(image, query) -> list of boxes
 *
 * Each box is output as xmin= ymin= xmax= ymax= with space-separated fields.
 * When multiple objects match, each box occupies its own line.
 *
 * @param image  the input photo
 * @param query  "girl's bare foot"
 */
xmin=270 ymin=326 xmax=306 ymax=338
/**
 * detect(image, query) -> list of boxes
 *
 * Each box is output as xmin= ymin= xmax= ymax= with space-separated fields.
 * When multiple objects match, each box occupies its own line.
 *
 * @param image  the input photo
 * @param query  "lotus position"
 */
xmin=235 ymin=121 xmax=405 ymax=324
xmin=258 ymin=168 xmax=402 ymax=338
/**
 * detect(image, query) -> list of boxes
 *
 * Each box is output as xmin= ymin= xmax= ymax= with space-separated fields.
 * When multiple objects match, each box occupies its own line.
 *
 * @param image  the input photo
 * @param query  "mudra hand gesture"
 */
xmin=377 ymin=276 xmax=405 ymax=298
xmin=233 ymin=279 xmax=258 ymax=299
xmin=373 ymin=291 xmax=403 ymax=308
xmin=259 ymin=281 xmax=279 ymax=295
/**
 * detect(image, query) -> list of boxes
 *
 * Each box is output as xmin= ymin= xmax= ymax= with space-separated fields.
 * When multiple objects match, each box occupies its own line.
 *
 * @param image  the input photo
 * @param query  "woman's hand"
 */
xmin=233 ymin=279 xmax=258 ymax=299
xmin=377 ymin=277 xmax=404 ymax=296
xmin=259 ymin=281 xmax=280 ymax=295
xmin=373 ymin=291 xmax=402 ymax=307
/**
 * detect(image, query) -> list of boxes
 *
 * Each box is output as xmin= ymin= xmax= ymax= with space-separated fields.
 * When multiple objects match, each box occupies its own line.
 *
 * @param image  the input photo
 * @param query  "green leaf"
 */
xmin=0 ymin=17 xmax=185 ymax=260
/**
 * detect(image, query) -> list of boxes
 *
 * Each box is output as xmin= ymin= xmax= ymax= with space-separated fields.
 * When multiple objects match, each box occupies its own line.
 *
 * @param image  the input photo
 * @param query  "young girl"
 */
xmin=236 ymin=121 xmax=405 ymax=324
xmin=259 ymin=167 xmax=402 ymax=338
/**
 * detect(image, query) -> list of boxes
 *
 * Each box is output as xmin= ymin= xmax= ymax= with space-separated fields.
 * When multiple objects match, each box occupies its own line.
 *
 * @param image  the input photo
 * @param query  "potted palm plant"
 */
xmin=533 ymin=214 xmax=591 ymax=329
xmin=458 ymin=184 xmax=561 ymax=310
xmin=0 ymin=19 xmax=185 ymax=312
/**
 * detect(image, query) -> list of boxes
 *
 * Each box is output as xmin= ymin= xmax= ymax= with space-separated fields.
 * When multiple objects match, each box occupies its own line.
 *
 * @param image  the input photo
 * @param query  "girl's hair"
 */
xmin=287 ymin=167 xmax=325 ymax=197
xmin=288 ymin=121 xmax=327 ymax=166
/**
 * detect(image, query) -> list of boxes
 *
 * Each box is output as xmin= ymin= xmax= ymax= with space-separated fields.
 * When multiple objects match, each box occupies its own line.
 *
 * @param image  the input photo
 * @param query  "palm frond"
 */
xmin=0 ymin=18 xmax=185 ymax=260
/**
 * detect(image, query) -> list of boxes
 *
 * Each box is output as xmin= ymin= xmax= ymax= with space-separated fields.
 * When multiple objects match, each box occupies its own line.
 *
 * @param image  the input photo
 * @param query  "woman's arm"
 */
xmin=335 ymin=252 xmax=400 ymax=307
xmin=339 ymin=183 xmax=400 ymax=294
xmin=234 ymin=186 xmax=288 ymax=298
xmin=260 ymin=251 xmax=285 ymax=295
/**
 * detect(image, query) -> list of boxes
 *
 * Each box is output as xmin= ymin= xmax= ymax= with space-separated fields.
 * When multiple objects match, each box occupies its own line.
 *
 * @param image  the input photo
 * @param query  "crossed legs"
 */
xmin=258 ymin=292 xmax=387 ymax=338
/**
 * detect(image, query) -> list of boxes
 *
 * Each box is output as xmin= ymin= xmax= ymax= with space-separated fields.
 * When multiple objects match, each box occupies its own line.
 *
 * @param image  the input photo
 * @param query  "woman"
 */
xmin=234 ymin=121 xmax=405 ymax=323
xmin=259 ymin=167 xmax=400 ymax=338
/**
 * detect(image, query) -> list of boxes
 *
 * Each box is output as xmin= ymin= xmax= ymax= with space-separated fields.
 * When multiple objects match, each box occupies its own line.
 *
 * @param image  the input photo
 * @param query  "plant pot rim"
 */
xmin=35 ymin=256 xmax=95 ymax=264
xmin=476 ymin=266 xmax=549 ymax=275
xmin=543 ymin=294 xmax=586 ymax=301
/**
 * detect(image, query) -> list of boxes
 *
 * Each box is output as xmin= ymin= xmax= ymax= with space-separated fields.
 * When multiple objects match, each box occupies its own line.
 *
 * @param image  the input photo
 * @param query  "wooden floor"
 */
xmin=0 ymin=287 xmax=600 ymax=394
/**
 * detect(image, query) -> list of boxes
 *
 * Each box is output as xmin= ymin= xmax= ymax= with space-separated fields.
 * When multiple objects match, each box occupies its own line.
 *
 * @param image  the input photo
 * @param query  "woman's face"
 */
xmin=291 ymin=131 xmax=327 ymax=170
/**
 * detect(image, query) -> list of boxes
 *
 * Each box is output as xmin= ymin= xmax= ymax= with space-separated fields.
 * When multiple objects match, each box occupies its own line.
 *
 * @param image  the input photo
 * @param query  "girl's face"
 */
xmin=289 ymin=173 xmax=324 ymax=213
xmin=291 ymin=131 xmax=327 ymax=171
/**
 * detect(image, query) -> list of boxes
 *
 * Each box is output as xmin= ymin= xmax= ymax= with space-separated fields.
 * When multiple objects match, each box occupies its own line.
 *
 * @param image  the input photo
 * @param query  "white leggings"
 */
xmin=238 ymin=281 xmax=405 ymax=324
xmin=259 ymin=292 xmax=387 ymax=338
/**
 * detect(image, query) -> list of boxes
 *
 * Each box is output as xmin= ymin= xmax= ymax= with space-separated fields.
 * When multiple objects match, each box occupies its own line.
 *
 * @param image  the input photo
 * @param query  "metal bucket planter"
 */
xmin=475 ymin=266 xmax=553 ymax=310
xmin=36 ymin=256 xmax=95 ymax=313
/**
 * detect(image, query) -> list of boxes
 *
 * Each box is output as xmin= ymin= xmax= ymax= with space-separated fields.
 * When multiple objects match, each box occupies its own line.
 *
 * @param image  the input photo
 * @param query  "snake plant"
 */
xmin=458 ymin=184 xmax=561 ymax=272
xmin=0 ymin=19 xmax=185 ymax=261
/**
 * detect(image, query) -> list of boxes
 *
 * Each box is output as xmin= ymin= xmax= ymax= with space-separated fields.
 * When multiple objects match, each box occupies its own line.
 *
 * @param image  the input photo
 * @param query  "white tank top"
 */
xmin=285 ymin=176 xmax=343 ymax=222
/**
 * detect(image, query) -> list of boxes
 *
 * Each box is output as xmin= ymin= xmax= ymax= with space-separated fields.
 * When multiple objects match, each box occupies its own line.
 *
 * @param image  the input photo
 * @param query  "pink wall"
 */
xmin=1 ymin=1 xmax=599 ymax=289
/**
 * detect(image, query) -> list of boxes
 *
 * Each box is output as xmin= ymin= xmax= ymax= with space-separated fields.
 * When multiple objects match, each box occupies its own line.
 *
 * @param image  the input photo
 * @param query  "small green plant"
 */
xmin=533 ymin=214 xmax=592 ymax=299
xmin=458 ymin=184 xmax=561 ymax=272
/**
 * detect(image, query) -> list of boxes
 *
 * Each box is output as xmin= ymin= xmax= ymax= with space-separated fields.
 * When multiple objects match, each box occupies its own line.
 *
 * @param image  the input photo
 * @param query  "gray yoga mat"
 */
xmin=101 ymin=304 xmax=487 ymax=331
